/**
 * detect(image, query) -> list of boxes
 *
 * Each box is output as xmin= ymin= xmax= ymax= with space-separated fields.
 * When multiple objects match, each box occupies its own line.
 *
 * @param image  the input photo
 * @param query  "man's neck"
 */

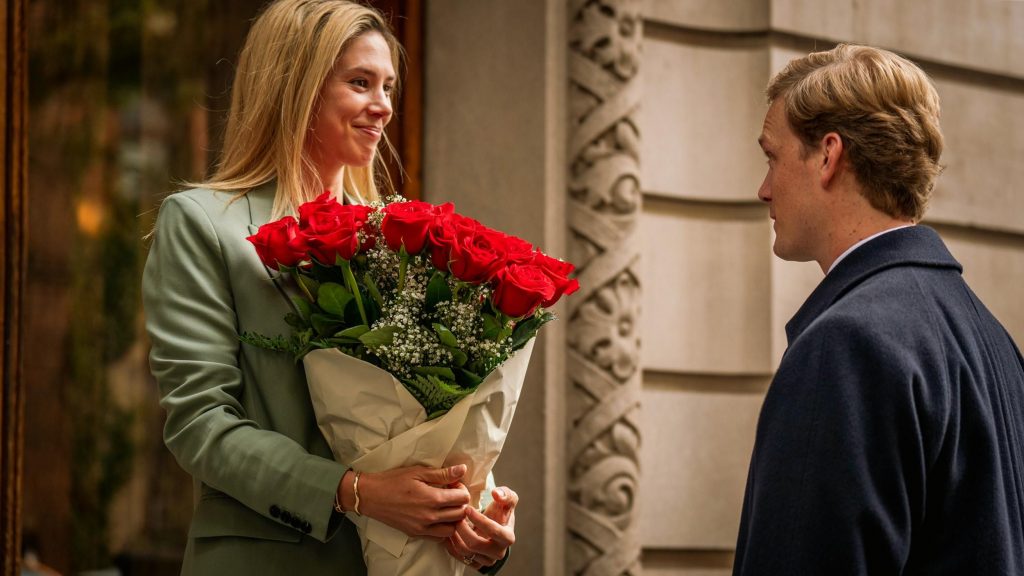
xmin=818 ymin=213 xmax=914 ymax=273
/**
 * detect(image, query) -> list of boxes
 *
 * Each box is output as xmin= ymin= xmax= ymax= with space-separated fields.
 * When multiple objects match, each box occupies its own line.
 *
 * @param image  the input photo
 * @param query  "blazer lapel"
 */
xmin=244 ymin=182 xmax=301 ymax=315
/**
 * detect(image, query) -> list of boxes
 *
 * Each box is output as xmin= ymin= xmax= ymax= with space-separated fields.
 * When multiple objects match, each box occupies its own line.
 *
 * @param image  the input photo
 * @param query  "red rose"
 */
xmin=382 ymin=201 xmax=453 ymax=255
xmin=501 ymin=233 xmax=535 ymax=264
xmin=296 ymin=192 xmax=373 ymax=263
xmin=531 ymin=251 xmax=580 ymax=307
xmin=492 ymin=263 xmax=556 ymax=318
xmin=247 ymin=216 xmax=306 ymax=268
xmin=448 ymin=226 xmax=510 ymax=283
xmin=428 ymin=212 xmax=481 ymax=272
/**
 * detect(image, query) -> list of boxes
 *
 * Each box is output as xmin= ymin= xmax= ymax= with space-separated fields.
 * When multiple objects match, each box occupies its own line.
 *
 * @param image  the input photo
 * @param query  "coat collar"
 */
xmin=243 ymin=180 xmax=279 ymax=229
xmin=785 ymin=225 xmax=962 ymax=344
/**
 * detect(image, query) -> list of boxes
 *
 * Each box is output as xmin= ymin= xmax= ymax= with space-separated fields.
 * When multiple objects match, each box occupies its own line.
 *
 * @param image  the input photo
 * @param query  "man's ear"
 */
xmin=819 ymin=132 xmax=844 ymax=188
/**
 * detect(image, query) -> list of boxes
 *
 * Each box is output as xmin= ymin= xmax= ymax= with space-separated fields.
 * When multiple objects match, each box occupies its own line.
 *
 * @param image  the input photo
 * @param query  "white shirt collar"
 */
xmin=827 ymin=224 xmax=913 ymax=274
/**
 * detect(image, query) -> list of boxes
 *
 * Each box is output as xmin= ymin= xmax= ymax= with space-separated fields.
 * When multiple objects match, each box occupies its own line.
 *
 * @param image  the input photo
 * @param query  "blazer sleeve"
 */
xmin=734 ymin=315 xmax=925 ymax=575
xmin=143 ymin=194 xmax=346 ymax=542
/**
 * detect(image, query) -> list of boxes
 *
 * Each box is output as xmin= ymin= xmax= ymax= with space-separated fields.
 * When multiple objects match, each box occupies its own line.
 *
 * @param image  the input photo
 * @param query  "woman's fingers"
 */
xmin=444 ymin=485 xmax=519 ymax=567
xmin=448 ymin=519 xmax=502 ymax=567
xmin=466 ymin=507 xmax=515 ymax=548
xmin=357 ymin=465 xmax=472 ymax=538
xmin=482 ymin=486 xmax=519 ymax=526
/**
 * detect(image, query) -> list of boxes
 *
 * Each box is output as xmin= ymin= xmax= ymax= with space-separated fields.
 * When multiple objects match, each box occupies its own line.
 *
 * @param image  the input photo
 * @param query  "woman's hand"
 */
xmin=347 ymin=464 xmax=472 ymax=539
xmin=445 ymin=486 xmax=518 ymax=571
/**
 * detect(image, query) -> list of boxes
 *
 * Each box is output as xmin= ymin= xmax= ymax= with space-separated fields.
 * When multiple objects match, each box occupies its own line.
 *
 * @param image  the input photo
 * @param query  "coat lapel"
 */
xmin=244 ymin=182 xmax=302 ymax=314
xmin=784 ymin=225 xmax=962 ymax=344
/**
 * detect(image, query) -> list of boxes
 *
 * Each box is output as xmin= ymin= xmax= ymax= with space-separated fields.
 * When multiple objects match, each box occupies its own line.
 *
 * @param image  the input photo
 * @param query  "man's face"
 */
xmin=757 ymin=98 xmax=825 ymax=263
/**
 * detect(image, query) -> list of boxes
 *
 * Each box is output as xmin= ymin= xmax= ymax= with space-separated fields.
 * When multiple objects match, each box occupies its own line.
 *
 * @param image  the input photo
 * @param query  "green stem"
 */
xmin=340 ymin=260 xmax=368 ymax=326
xmin=397 ymin=247 xmax=409 ymax=294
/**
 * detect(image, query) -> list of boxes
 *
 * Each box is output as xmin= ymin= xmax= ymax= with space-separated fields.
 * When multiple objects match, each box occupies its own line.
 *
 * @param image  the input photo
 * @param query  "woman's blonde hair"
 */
xmin=767 ymin=44 xmax=943 ymax=221
xmin=194 ymin=0 xmax=402 ymax=217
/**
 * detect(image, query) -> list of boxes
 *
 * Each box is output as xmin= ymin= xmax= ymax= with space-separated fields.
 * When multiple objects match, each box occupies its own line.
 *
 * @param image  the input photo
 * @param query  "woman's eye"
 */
xmin=350 ymin=78 xmax=369 ymax=88
xmin=383 ymin=84 xmax=394 ymax=96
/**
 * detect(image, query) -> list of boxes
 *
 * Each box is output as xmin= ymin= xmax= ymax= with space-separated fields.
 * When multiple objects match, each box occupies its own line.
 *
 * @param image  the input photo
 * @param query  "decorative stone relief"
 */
xmin=567 ymin=0 xmax=643 ymax=574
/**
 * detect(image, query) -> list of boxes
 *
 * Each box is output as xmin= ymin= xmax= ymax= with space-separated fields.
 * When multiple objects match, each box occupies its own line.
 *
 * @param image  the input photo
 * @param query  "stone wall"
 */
xmin=640 ymin=1 xmax=1024 ymax=574
xmin=424 ymin=1 xmax=1024 ymax=573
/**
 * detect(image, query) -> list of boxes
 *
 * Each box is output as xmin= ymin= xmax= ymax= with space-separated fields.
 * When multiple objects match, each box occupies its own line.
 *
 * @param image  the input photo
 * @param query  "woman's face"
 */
xmin=307 ymin=31 xmax=395 ymax=171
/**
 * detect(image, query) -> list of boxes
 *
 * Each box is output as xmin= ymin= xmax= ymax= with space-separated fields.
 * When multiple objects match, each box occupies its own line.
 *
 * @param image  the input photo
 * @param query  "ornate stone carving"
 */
xmin=567 ymin=0 xmax=642 ymax=574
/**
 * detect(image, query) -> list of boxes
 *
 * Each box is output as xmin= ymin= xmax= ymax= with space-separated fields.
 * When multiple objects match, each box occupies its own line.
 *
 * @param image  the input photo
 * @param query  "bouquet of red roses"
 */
xmin=244 ymin=192 xmax=577 ymax=575
xmin=245 ymin=192 xmax=578 ymax=418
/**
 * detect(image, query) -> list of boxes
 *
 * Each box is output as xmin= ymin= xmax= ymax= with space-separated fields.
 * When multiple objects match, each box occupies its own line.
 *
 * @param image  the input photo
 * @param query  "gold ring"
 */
xmin=462 ymin=554 xmax=475 ymax=566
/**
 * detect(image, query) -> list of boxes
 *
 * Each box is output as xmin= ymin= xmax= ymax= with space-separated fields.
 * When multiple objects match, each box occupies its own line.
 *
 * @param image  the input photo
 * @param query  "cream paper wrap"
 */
xmin=303 ymin=338 xmax=535 ymax=576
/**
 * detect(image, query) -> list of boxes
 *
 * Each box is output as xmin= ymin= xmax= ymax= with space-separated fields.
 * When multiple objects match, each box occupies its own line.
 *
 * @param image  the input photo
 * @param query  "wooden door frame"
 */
xmin=1 ymin=0 xmax=28 ymax=573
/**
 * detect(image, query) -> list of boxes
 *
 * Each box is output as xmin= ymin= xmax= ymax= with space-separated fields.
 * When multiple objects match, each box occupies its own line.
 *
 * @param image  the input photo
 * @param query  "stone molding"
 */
xmin=567 ymin=0 xmax=643 ymax=573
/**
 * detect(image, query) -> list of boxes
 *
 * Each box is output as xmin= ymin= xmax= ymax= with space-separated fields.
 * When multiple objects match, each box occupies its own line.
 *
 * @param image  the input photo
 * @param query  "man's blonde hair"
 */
xmin=767 ymin=44 xmax=943 ymax=221
xmin=195 ymin=0 xmax=401 ymax=217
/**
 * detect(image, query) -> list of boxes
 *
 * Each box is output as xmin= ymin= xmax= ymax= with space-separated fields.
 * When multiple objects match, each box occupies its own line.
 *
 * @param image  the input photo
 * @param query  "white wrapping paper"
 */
xmin=303 ymin=339 xmax=535 ymax=576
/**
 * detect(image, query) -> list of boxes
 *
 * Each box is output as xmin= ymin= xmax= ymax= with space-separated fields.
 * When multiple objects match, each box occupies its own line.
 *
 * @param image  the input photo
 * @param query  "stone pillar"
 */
xmin=566 ymin=0 xmax=643 ymax=574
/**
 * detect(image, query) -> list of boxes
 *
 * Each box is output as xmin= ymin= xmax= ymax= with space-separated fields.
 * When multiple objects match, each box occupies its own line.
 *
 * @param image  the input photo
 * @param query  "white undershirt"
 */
xmin=827 ymin=225 xmax=913 ymax=275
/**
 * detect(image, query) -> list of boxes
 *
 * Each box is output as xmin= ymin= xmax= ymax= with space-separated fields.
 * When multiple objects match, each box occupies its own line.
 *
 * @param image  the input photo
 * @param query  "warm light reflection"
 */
xmin=76 ymin=198 xmax=105 ymax=236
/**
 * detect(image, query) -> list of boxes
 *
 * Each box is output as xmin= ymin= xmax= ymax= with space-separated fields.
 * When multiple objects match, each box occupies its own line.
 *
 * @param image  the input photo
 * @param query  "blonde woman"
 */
xmin=143 ymin=1 xmax=516 ymax=573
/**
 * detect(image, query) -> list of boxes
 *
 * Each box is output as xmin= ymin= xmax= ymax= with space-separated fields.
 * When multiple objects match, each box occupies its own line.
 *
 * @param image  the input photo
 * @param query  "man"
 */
xmin=735 ymin=44 xmax=1024 ymax=575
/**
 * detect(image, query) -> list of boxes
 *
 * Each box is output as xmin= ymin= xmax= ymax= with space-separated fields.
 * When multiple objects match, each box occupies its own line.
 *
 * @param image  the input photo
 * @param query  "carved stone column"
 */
xmin=566 ymin=0 xmax=642 ymax=574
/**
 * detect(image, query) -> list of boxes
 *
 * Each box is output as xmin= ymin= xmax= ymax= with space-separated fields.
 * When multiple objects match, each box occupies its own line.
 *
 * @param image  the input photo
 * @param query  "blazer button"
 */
xmin=281 ymin=511 xmax=293 ymax=524
xmin=270 ymin=505 xmax=281 ymax=518
xmin=290 ymin=516 xmax=302 ymax=528
xmin=302 ymin=521 xmax=312 ymax=533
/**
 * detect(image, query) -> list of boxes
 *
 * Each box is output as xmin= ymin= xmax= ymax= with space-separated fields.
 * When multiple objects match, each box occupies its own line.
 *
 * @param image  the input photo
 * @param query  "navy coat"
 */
xmin=734 ymin=226 xmax=1024 ymax=575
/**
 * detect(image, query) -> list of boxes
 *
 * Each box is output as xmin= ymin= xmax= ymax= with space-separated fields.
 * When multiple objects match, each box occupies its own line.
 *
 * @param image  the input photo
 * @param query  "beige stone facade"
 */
xmin=424 ymin=1 xmax=1024 ymax=574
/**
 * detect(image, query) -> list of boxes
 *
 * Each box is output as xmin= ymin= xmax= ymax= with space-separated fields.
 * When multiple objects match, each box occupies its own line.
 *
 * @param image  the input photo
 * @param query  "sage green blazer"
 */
xmin=143 ymin=184 xmax=366 ymax=575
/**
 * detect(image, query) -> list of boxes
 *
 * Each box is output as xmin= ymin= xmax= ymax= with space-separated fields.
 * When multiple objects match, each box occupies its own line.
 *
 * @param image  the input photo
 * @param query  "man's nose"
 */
xmin=757 ymin=178 xmax=771 ymax=203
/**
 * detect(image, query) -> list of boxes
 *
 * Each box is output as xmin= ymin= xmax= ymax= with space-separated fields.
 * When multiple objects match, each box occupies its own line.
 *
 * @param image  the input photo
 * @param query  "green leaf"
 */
xmin=291 ymin=297 xmax=313 ymax=322
xmin=317 ymin=282 xmax=352 ymax=316
xmin=364 ymin=273 xmax=385 ymax=308
xmin=448 ymin=347 xmax=468 ymax=367
xmin=335 ymin=325 xmax=370 ymax=339
xmin=363 ymin=292 xmax=381 ymax=326
xmin=413 ymin=366 xmax=456 ymax=380
xmin=400 ymin=373 xmax=473 ymax=420
xmin=344 ymin=296 xmax=364 ymax=325
xmin=425 ymin=271 xmax=453 ymax=313
xmin=456 ymin=368 xmax=484 ymax=388
xmin=239 ymin=332 xmax=297 ymax=354
xmin=510 ymin=312 xmax=556 ymax=351
xmin=284 ymin=312 xmax=305 ymax=329
xmin=481 ymin=313 xmax=502 ymax=341
xmin=359 ymin=326 xmax=400 ymax=347
xmin=310 ymin=313 xmax=344 ymax=337
xmin=326 ymin=337 xmax=362 ymax=346
xmin=296 ymin=274 xmax=321 ymax=300
xmin=432 ymin=323 xmax=458 ymax=348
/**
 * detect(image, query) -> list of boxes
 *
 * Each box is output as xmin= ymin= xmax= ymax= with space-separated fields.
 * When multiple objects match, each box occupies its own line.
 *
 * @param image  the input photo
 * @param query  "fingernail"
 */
xmin=498 ymin=488 xmax=508 ymax=499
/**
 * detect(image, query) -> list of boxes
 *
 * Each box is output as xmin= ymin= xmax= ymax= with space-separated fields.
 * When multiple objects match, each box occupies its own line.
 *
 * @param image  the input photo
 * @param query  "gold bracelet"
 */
xmin=353 ymin=471 xmax=362 ymax=516
xmin=335 ymin=471 xmax=352 ymax=510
